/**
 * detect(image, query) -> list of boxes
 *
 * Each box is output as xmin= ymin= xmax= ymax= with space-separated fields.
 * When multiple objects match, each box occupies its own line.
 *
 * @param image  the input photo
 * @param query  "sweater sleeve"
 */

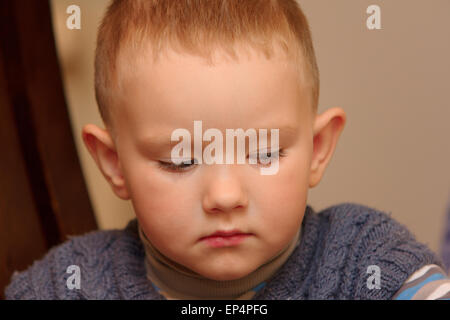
xmin=4 ymin=247 xmax=59 ymax=300
xmin=316 ymin=203 xmax=444 ymax=300
xmin=4 ymin=229 xmax=122 ymax=300
xmin=348 ymin=204 xmax=444 ymax=299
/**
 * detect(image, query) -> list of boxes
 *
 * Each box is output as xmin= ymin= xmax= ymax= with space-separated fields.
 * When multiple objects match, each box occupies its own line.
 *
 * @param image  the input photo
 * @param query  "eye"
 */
xmin=248 ymin=149 xmax=286 ymax=166
xmin=158 ymin=158 xmax=198 ymax=173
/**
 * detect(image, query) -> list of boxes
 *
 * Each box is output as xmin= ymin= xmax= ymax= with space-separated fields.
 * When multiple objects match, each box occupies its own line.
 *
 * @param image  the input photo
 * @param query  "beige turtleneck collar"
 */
xmin=138 ymin=224 xmax=301 ymax=299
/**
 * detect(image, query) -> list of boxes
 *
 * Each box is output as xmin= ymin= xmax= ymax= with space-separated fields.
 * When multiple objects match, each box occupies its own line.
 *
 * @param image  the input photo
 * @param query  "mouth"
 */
xmin=199 ymin=229 xmax=253 ymax=248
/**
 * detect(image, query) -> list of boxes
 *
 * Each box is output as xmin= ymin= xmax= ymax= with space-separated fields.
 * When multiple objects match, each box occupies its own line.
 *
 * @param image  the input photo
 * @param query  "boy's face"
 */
xmin=84 ymin=45 xmax=346 ymax=281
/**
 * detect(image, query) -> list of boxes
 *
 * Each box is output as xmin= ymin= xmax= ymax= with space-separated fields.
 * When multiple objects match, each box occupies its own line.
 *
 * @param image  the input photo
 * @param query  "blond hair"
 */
xmin=95 ymin=0 xmax=319 ymax=126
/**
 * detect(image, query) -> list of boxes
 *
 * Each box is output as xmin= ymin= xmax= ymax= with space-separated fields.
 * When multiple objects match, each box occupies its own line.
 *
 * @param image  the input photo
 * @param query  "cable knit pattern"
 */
xmin=4 ymin=203 xmax=442 ymax=300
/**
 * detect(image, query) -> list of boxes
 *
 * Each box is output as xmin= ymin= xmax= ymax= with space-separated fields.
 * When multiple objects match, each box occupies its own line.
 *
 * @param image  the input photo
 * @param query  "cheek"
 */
xmin=131 ymin=181 xmax=198 ymax=257
xmin=125 ymin=166 xmax=196 ymax=241
xmin=252 ymin=153 xmax=310 ymax=240
xmin=258 ymin=150 xmax=309 ymax=202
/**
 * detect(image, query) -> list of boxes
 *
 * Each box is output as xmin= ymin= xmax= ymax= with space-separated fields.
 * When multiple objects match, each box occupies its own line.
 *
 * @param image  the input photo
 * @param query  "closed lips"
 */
xmin=200 ymin=230 xmax=251 ymax=239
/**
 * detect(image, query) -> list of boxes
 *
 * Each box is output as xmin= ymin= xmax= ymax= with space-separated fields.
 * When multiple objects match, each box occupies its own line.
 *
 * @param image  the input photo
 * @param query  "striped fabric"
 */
xmin=393 ymin=264 xmax=450 ymax=300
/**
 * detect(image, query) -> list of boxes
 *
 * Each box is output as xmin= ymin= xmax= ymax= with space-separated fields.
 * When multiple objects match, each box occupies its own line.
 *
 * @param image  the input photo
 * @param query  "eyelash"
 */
xmin=157 ymin=158 xmax=199 ymax=173
xmin=157 ymin=149 xmax=286 ymax=174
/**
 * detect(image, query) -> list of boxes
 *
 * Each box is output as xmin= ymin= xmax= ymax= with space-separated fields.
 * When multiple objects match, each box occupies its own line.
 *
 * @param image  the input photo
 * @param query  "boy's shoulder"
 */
xmin=311 ymin=202 xmax=419 ymax=241
xmin=316 ymin=201 xmax=397 ymax=222
xmin=4 ymin=219 xmax=156 ymax=300
xmin=310 ymin=202 xmax=440 ymax=268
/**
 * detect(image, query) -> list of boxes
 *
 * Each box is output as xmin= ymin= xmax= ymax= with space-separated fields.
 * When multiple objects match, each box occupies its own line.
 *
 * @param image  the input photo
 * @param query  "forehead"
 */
xmin=114 ymin=45 xmax=312 ymax=142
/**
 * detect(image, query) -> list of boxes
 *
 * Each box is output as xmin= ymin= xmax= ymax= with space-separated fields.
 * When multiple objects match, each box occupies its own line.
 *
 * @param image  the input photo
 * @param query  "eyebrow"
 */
xmin=136 ymin=125 xmax=299 ymax=153
xmin=136 ymin=135 xmax=180 ymax=152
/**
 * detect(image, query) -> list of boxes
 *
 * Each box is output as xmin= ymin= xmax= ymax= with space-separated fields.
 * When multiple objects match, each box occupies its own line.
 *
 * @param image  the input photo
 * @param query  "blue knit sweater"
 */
xmin=5 ymin=203 xmax=442 ymax=299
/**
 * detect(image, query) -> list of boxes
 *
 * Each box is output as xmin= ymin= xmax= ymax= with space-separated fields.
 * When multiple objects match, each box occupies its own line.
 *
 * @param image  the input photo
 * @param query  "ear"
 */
xmin=309 ymin=107 xmax=347 ymax=188
xmin=81 ymin=124 xmax=130 ymax=200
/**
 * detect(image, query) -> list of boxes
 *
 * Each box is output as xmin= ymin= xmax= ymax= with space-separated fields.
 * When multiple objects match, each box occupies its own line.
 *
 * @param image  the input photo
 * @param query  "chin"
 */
xmin=201 ymin=265 xmax=254 ymax=281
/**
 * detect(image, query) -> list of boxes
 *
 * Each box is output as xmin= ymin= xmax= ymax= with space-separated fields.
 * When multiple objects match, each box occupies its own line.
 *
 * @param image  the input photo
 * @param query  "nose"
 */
xmin=202 ymin=165 xmax=248 ymax=214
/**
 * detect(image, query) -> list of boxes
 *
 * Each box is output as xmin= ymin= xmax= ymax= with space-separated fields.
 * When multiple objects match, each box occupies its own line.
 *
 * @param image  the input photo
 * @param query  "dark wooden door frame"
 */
xmin=0 ymin=0 xmax=98 ymax=299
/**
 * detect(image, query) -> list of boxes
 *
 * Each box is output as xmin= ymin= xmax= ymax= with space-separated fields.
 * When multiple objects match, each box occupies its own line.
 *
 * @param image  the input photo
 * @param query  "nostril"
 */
xmin=207 ymin=204 xmax=246 ymax=214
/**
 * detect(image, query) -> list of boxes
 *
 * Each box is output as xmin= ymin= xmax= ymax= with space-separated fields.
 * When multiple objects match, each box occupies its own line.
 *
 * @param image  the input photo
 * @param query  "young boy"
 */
xmin=5 ymin=0 xmax=450 ymax=300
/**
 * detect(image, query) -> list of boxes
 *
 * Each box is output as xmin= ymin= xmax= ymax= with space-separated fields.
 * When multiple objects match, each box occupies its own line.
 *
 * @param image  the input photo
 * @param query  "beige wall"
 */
xmin=50 ymin=0 xmax=450 ymax=253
